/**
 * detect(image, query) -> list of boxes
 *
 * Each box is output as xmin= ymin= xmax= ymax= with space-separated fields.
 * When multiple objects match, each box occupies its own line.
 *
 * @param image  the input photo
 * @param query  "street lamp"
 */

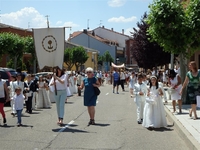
xmin=92 ymin=52 xmax=97 ymax=70
xmin=116 ymin=57 xmax=119 ymax=65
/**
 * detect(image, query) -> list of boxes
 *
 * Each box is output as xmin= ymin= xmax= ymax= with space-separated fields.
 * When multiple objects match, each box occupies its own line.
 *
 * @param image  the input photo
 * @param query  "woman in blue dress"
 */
xmin=78 ymin=67 xmax=100 ymax=125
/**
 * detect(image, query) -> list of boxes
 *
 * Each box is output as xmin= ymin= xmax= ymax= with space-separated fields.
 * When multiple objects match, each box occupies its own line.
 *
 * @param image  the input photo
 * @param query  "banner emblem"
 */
xmin=42 ymin=35 xmax=57 ymax=53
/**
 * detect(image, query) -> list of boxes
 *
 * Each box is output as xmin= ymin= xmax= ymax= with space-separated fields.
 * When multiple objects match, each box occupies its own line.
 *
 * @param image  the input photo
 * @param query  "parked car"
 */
xmin=0 ymin=69 xmax=12 ymax=84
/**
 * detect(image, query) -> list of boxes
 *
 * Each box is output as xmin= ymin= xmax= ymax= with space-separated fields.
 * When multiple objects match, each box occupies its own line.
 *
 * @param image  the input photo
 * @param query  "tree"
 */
xmin=147 ymin=0 xmax=200 ymax=103
xmin=23 ymin=36 xmax=35 ymax=72
xmin=131 ymin=12 xmax=171 ymax=70
xmin=0 ymin=32 xmax=25 ymax=69
xmin=64 ymin=46 xmax=89 ymax=71
xmin=102 ymin=51 xmax=114 ymax=71
xmin=0 ymin=32 xmax=16 ymax=59
xmin=64 ymin=47 xmax=74 ymax=70
xmin=73 ymin=46 xmax=88 ymax=71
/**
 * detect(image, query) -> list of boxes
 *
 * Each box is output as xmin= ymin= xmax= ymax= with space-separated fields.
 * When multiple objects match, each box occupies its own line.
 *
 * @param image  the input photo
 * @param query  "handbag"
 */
xmin=94 ymin=87 xmax=100 ymax=96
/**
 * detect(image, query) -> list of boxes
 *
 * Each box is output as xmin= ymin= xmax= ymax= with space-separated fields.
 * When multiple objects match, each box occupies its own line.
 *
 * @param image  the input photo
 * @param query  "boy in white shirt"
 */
xmin=134 ymin=73 xmax=148 ymax=124
xmin=12 ymin=87 xmax=25 ymax=127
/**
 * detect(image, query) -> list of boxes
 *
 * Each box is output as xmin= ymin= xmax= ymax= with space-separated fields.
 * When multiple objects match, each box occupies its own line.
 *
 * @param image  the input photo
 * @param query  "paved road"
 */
xmin=0 ymin=84 xmax=189 ymax=150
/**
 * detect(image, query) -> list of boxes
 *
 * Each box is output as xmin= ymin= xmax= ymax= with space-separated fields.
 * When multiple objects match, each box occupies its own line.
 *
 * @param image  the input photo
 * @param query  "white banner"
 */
xmin=33 ymin=28 xmax=65 ymax=69
xmin=111 ymin=62 xmax=125 ymax=68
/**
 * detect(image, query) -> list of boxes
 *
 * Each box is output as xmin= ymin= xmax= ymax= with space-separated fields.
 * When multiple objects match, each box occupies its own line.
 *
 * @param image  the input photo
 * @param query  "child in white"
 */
xmin=142 ymin=76 xmax=167 ymax=129
xmin=129 ymin=72 xmax=137 ymax=98
xmin=12 ymin=87 xmax=25 ymax=126
xmin=134 ymin=74 xmax=148 ymax=124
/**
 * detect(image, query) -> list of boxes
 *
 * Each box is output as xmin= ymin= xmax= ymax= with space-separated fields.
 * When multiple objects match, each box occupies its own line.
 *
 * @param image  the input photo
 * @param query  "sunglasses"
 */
xmin=87 ymin=72 xmax=92 ymax=74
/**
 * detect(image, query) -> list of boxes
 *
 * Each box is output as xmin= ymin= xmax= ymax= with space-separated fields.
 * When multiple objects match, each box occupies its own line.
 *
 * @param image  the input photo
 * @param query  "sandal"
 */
xmin=88 ymin=119 xmax=95 ymax=125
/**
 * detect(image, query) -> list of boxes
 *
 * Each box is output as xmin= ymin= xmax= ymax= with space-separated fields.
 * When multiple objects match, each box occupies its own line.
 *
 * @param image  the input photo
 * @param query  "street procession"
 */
xmin=0 ymin=0 xmax=200 ymax=150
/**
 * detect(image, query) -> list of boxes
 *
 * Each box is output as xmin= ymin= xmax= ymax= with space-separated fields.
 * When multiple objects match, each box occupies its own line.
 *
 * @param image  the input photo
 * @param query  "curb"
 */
xmin=164 ymin=106 xmax=200 ymax=150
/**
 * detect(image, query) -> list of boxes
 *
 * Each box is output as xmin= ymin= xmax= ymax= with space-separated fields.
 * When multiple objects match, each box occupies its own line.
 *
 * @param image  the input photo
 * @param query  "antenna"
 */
xmin=28 ymin=22 xmax=30 ymax=29
xmin=87 ymin=19 xmax=90 ymax=30
xmin=45 ymin=15 xmax=50 ymax=28
xmin=99 ymin=20 xmax=102 ymax=27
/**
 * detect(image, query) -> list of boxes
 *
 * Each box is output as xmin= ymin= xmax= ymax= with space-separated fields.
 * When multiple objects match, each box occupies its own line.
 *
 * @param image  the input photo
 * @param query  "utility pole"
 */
xmin=87 ymin=19 xmax=90 ymax=30
xmin=45 ymin=15 xmax=50 ymax=28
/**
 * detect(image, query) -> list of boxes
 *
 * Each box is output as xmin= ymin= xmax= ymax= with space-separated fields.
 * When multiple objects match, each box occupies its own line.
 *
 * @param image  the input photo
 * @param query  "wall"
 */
xmin=70 ymin=33 xmax=116 ymax=62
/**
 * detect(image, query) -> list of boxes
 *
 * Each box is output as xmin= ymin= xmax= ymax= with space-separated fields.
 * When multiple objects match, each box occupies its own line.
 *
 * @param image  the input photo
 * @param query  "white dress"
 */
xmin=37 ymin=82 xmax=51 ymax=108
xmin=69 ymin=76 xmax=75 ymax=94
xmin=169 ymin=74 xmax=182 ymax=100
xmin=129 ymin=76 xmax=136 ymax=89
xmin=142 ymin=86 xmax=167 ymax=128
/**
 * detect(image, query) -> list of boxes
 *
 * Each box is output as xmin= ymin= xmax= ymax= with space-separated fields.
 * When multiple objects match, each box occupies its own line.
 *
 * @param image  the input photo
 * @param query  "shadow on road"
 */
xmin=90 ymin=123 xmax=110 ymax=127
xmin=52 ymin=128 xmax=88 ymax=133
xmin=152 ymin=127 xmax=174 ymax=132
xmin=0 ymin=124 xmax=33 ymax=128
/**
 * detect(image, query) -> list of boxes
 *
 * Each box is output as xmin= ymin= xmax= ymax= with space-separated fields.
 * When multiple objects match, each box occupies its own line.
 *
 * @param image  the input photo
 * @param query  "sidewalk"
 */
xmin=164 ymin=92 xmax=200 ymax=150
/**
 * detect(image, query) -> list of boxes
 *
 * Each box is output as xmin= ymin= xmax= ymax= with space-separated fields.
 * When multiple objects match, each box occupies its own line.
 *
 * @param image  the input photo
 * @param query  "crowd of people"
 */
xmin=0 ymin=61 xmax=199 ymax=128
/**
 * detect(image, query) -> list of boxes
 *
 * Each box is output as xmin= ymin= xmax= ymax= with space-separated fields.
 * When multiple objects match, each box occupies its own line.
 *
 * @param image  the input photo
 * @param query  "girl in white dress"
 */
xmin=168 ymin=69 xmax=182 ymax=113
xmin=37 ymin=76 xmax=51 ymax=108
xmin=142 ymin=76 xmax=167 ymax=129
xmin=129 ymin=72 xmax=137 ymax=98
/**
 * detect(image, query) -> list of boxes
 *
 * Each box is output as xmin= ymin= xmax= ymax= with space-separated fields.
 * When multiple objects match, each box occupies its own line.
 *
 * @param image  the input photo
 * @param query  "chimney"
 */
xmin=122 ymin=29 xmax=124 ymax=34
xmin=111 ymin=28 xmax=113 ymax=31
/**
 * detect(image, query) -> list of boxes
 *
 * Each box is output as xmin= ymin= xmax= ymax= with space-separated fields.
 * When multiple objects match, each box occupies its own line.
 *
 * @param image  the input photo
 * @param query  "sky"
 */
xmin=0 ymin=0 xmax=152 ymax=39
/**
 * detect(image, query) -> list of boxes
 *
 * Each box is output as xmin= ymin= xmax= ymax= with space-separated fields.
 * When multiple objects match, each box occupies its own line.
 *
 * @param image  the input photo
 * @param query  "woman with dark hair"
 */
xmin=49 ymin=67 xmax=67 ymax=125
xmin=168 ymin=69 xmax=182 ymax=113
xmin=180 ymin=61 xmax=199 ymax=120
xmin=142 ymin=76 xmax=167 ymax=129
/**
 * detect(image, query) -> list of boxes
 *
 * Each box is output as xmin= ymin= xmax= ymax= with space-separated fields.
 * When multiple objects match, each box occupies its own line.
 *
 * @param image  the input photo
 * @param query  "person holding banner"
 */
xmin=49 ymin=67 xmax=67 ymax=125
xmin=180 ymin=61 xmax=200 ymax=120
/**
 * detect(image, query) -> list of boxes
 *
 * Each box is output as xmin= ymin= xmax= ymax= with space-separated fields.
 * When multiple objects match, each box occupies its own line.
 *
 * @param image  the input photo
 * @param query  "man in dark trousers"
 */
xmin=24 ymin=74 xmax=35 ymax=114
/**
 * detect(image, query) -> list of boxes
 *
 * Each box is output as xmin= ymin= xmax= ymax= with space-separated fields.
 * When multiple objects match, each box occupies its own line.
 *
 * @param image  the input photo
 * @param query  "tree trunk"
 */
xmin=170 ymin=53 xmax=174 ymax=69
xmin=14 ymin=56 xmax=18 ymax=69
xmin=179 ymin=53 xmax=188 ymax=104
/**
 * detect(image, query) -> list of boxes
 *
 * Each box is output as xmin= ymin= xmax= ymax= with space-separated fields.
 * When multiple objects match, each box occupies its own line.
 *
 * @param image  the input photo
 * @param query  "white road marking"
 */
xmin=106 ymin=93 xmax=109 ymax=95
xmin=58 ymin=120 xmax=74 ymax=132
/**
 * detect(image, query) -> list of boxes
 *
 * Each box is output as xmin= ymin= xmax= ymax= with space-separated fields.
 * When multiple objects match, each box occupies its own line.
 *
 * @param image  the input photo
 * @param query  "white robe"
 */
xmin=134 ymin=83 xmax=148 ymax=121
xmin=142 ymin=86 xmax=167 ymax=128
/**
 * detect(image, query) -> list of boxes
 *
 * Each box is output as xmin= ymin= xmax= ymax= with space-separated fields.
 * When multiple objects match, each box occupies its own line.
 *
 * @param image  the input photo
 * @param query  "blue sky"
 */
xmin=0 ymin=0 xmax=152 ymax=39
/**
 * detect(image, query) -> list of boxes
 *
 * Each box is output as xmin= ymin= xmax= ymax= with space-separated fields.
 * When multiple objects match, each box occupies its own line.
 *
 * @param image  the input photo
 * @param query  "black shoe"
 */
xmin=137 ymin=121 xmax=142 ymax=124
xmin=11 ymin=113 xmax=15 ymax=117
xmin=88 ymin=119 xmax=95 ymax=125
xmin=3 ymin=118 xmax=6 ymax=124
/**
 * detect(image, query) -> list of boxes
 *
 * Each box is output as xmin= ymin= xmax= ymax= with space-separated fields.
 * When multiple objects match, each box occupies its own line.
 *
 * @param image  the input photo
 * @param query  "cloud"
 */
xmin=1 ymin=7 xmax=47 ymax=29
xmin=108 ymin=0 xmax=126 ymax=7
xmin=63 ymin=21 xmax=79 ymax=28
xmin=108 ymin=16 xmax=137 ymax=23
xmin=56 ymin=21 xmax=62 ymax=25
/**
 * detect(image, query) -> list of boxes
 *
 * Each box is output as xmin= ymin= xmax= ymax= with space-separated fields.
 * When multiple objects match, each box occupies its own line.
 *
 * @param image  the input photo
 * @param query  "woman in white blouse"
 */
xmin=49 ymin=67 xmax=67 ymax=126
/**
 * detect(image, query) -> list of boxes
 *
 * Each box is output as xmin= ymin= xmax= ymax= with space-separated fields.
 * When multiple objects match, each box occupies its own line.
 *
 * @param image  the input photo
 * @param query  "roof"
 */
xmin=0 ymin=23 xmax=31 ymax=32
xmin=94 ymin=26 xmax=130 ymax=38
xmin=69 ymin=30 xmax=119 ymax=46
xmin=65 ymin=41 xmax=99 ymax=53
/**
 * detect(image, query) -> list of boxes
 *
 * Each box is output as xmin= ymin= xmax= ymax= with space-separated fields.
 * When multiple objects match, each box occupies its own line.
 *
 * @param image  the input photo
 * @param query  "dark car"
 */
xmin=0 ymin=69 xmax=12 ymax=84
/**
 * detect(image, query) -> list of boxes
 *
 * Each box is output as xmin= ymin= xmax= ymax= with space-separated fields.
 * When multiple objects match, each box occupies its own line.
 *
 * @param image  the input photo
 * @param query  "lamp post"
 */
xmin=116 ymin=57 xmax=119 ymax=65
